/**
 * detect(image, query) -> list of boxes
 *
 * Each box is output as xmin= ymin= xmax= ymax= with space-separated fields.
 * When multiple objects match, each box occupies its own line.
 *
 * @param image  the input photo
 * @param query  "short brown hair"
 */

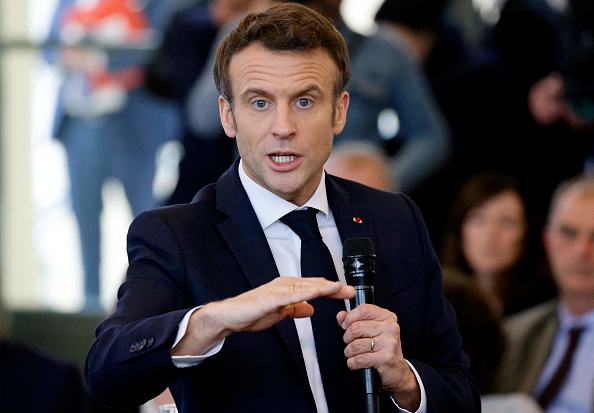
xmin=213 ymin=3 xmax=350 ymax=106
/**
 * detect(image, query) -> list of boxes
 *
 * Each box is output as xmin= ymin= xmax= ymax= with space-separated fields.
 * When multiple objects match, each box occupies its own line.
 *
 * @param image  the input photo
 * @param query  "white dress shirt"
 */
xmin=172 ymin=160 xmax=427 ymax=413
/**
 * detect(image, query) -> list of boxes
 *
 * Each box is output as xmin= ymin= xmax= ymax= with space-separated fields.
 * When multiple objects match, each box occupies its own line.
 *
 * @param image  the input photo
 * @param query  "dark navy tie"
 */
xmin=281 ymin=208 xmax=358 ymax=413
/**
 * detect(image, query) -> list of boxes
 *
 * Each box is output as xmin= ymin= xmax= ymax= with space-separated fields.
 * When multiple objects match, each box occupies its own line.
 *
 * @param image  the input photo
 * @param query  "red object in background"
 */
xmin=60 ymin=0 xmax=151 ymax=44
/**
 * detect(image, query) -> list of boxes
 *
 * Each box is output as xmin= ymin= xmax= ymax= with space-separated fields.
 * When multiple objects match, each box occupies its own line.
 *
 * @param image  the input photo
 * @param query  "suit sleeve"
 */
xmin=85 ymin=210 xmax=194 ymax=408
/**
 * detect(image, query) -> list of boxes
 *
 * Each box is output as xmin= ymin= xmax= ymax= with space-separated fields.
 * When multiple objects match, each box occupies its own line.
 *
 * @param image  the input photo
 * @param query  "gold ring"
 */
xmin=370 ymin=337 xmax=375 ymax=352
xmin=289 ymin=284 xmax=295 ymax=293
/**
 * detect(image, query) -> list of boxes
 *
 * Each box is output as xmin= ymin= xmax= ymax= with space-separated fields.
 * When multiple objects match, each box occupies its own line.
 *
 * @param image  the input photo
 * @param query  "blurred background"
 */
xmin=0 ymin=0 xmax=503 ymax=316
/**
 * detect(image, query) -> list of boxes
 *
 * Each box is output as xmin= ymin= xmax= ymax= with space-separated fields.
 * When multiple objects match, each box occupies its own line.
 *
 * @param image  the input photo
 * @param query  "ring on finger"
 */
xmin=289 ymin=284 xmax=295 ymax=293
xmin=370 ymin=336 xmax=375 ymax=352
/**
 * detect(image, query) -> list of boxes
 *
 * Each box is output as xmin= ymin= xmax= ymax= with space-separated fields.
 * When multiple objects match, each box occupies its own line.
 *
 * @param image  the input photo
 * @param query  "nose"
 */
xmin=271 ymin=103 xmax=297 ymax=138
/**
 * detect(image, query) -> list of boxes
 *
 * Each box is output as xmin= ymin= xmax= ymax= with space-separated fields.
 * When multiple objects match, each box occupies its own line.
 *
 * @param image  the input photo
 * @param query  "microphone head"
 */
xmin=342 ymin=237 xmax=375 ymax=288
xmin=343 ymin=237 xmax=375 ymax=258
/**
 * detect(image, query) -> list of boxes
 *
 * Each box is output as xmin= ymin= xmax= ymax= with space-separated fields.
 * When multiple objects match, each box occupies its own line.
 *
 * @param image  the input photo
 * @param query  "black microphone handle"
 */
xmin=343 ymin=237 xmax=380 ymax=413
xmin=351 ymin=285 xmax=381 ymax=413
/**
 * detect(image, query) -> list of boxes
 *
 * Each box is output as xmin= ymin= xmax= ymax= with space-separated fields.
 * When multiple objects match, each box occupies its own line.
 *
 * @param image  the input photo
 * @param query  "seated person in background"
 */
xmin=325 ymin=141 xmax=396 ymax=192
xmin=0 ymin=300 xmax=85 ymax=412
xmin=440 ymin=171 xmax=556 ymax=316
xmin=494 ymin=173 xmax=594 ymax=412
xmin=0 ymin=337 xmax=84 ymax=413
xmin=442 ymin=271 xmax=543 ymax=413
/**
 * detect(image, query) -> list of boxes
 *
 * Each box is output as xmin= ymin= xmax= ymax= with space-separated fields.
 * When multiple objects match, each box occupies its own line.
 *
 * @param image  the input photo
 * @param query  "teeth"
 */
xmin=271 ymin=155 xmax=296 ymax=163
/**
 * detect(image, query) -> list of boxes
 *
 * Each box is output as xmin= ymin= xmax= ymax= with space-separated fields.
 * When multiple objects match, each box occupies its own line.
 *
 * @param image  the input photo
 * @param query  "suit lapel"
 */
xmin=522 ymin=311 xmax=559 ymax=394
xmin=326 ymin=175 xmax=376 ymax=247
xmin=214 ymin=160 xmax=308 ymax=380
xmin=212 ymin=165 xmax=380 ymax=388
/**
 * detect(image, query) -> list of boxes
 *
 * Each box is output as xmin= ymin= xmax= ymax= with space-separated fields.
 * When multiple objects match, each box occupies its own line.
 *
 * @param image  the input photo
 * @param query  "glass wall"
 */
xmin=1 ymin=0 xmax=132 ymax=313
xmin=1 ymin=0 xmax=43 ymax=310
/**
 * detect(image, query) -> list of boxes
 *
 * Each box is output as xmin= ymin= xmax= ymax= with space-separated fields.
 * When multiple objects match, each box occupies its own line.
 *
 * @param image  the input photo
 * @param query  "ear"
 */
xmin=219 ymin=96 xmax=237 ymax=138
xmin=332 ymin=91 xmax=349 ymax=135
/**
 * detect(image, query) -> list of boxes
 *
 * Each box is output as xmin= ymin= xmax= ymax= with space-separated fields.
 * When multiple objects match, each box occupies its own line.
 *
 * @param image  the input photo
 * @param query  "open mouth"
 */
xmin=270 ymin=154 xmax=296 ymax=163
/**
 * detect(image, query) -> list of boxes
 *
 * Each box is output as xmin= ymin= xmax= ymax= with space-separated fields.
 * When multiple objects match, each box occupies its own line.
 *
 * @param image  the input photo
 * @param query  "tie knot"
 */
xmin=568 ymin=326 xmax=584 ymax=344
xmin=281 ymin=208 xmax=321 ymax=242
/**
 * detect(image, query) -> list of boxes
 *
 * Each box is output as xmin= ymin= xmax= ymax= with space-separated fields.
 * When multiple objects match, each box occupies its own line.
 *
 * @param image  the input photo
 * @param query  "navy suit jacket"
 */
xmin=85 ymin=159 xmax=480 ymax=412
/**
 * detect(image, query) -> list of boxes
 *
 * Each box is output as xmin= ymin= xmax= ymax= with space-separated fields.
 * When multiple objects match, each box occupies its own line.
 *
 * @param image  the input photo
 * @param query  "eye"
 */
xmin=296 ymin=98 xmax=312 ymax=108
xmin=501 ymin=216 xmax=521 ymax=229
xmin=559 ymin=225 xmax=577 ymax=240
xmin=252 ymin=99 xmax=268 ymax=109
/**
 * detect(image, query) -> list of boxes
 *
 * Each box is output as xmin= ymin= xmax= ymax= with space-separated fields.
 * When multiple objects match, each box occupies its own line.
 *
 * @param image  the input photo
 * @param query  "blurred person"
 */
xmin=45 ymin=0 xmax=184 ymax=311
xmin=293 ymin=0 xmax=366 ymax=54
xmin=404 ymin=0 xmax=594 ymax=248
xmin=442 ymin=270 xmax=506 ymax=394
xmin=0 ymin=337 xmax=85 ymax=412
xmin=442 ymin=270 xmax=544 ymax=412
xmin=494 ymin=173 xmax=594 ymax=412
xmin=0 ymin=302 xmax=85 ymax=412
xmin=478 ymin=0 xmax=594 ymax=213
xmin=144 ymin=0 xmax=217 ymax=110
xmin=490 ymin=0 xmax=594 ymax=133
xmin=149 ymin=0 xmax=252 ymax=206
xmin=372 ymin=0 xmax=495 ymax=243
xmin=85 ymin=4 xmax=480 ymax=412
xmin=440 ymin=172 xmax=556 ymax=316
xmin=325 ymin=141 xmax=396 ymax=192
xmin=338 ymin=0 xmax=452 ymax=195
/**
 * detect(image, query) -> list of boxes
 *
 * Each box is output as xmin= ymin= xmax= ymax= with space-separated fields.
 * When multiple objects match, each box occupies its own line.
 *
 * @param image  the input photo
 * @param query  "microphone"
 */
xmin=343 ymin=237 xmax=380 ymax=413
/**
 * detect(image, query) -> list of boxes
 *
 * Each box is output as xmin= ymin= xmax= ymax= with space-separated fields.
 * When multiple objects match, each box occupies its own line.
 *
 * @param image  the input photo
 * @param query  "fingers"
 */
xmin=345 ymin=336 xmax=377 ymax=356
xmin=281 ymin=301 xmax=314 ymax=319
xmin=340 ymin=304 xmax=401 ymax=369
xmin=214 ymin=277 xmax=353 ymax=333
xmin=274 ymin=277 xmax=355 ymax=303
xmin=340 ymin=303 xmax=398 ymax=331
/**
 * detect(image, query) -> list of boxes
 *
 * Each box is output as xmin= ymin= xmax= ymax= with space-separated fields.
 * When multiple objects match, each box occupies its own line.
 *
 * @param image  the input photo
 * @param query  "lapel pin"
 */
xmin=353 ymin=217 xmax=363 ymax=224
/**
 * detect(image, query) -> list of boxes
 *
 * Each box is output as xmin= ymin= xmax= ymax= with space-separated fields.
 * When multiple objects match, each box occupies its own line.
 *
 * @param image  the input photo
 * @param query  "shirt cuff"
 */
xmin=392 ymin=360 xmax=427 ymax=413
xmin=171 ymin=307 xmax=225 ymax=368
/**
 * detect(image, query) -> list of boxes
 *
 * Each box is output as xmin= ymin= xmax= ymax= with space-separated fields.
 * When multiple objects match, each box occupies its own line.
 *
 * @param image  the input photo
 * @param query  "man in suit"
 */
xmin=495 ymin=174 xmax=594 ymax=412
xmin=85 ymin=4 xmax=480 ymax=412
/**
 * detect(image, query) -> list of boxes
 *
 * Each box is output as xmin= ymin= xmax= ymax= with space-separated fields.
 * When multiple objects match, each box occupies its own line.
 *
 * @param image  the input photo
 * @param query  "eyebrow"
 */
xmin=240 ymin=88 xmax=271 ymax=102
xmin=240 ymin=85 xmax=324 ymax=102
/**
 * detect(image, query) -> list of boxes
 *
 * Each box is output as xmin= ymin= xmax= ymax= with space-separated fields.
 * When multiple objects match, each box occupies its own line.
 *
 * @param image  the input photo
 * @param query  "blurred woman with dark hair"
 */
xmin=440 ymin=171 xmax=557 ymax=316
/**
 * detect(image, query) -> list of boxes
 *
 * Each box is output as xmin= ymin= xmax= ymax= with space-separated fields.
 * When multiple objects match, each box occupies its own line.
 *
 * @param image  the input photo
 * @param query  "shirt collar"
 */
xmin=558 ymin=304 xmax=594 ymax=331
xmin=238 ymin=159 xmax=330 ymax=229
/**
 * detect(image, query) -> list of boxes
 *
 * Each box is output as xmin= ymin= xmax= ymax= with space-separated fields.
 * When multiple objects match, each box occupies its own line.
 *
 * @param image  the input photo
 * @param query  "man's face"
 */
xmin=544 ymin=190 xmax=594 ymax=306
xmin=219 ymin=43 xmax=349 ymax=206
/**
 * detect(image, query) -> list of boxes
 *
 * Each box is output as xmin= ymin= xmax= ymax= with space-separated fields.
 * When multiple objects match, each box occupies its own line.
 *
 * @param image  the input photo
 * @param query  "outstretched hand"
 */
xmin=173 ymin=276 xmax=355 ymax=356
